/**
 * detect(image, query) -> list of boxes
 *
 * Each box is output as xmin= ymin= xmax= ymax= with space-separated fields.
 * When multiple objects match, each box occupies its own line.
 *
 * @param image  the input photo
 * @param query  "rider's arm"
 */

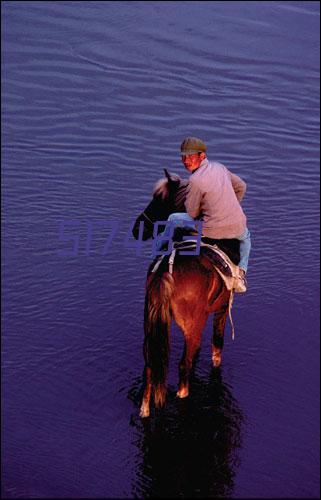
xmin=185 ymin=179 xmax=202 ymax=219
xmin=229 ymin=171 xmax=247 ymax=203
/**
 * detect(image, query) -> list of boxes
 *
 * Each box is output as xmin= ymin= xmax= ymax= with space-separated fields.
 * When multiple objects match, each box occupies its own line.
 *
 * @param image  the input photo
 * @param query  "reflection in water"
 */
xmin=129 ymin=368 xmax=243 ymax=498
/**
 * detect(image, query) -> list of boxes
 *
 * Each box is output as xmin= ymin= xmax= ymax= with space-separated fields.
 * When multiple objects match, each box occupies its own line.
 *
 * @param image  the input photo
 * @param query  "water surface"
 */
xmin=2 ymin=1 xmax=320 ymax=498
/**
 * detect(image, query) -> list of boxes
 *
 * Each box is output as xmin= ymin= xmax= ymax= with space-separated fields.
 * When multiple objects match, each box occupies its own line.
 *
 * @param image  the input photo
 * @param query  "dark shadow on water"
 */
xmin=128 ymin=368 xmax=243 ymax=498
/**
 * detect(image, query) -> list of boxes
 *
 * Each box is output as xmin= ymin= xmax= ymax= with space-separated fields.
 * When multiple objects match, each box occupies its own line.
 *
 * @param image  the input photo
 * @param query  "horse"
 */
xmin=132 ymin=170 xmax=240 ymax=418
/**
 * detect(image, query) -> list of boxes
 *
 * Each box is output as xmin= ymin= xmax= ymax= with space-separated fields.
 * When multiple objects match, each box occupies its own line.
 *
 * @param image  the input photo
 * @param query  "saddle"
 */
xmin=155 ymin=227 xmax=240 ymax=264
xmin=149 ymin=228 xmax=242 ymax=292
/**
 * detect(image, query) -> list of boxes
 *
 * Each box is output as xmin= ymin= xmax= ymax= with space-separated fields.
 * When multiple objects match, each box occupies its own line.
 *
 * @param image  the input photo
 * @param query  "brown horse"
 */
xmin=132 ymin=170 xmax=240 ymax=418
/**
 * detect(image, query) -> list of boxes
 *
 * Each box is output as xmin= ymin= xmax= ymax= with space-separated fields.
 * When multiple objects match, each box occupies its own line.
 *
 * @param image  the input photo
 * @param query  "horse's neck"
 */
xmin=173 ymin=180 xmax=188 ymax=211
xmin=179 ymin=179 xmax=189 ymax=189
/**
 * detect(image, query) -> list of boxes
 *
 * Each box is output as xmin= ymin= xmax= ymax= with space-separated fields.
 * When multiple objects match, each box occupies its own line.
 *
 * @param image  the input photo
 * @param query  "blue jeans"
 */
xmin=155 ymin=213 xmax=197 ymax=252
xmin=155 ymin=213 xmax=251 ymax=272
xmin=237 ymin=227 xmax=251 ymax=273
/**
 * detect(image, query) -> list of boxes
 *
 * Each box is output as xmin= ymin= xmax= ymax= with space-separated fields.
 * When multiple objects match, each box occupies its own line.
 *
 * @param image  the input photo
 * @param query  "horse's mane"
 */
xmin=153 ymin=174 xmax=189 ymax=211
xmin=153 ymin=178 xmax=171 ymax=200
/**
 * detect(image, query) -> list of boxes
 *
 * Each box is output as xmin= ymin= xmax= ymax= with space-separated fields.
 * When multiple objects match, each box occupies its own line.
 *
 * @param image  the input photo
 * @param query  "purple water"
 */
xmin=2 ymin=1 xmax=320 ymax=498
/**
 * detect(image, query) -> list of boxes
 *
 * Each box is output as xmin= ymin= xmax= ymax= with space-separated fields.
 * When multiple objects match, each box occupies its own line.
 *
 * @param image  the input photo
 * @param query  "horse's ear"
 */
xmin=163 ymin=168 xmax=181 ymax=186
xmin=164 ymin=168 xmax=171 ymax=181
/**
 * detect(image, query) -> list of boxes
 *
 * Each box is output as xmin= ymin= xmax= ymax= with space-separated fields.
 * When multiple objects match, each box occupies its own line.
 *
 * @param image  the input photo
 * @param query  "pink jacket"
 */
xmin=185 ymin=159 xmax=247 ymax=239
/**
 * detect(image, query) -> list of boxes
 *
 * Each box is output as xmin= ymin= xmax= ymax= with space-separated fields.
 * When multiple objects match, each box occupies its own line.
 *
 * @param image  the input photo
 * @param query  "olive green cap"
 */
xmin=180 ymin=137 xmax=207 ymax=155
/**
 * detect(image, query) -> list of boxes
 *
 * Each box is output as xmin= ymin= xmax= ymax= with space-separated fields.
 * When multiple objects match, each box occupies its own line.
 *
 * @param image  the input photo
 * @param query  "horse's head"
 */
xmin=132 ymin=169 xmax=188 ymax=241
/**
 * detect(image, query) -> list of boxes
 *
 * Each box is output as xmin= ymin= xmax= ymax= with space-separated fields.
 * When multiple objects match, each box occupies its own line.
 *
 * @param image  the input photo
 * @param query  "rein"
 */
xmin=141 ymin=210 xmax=155 ymax=227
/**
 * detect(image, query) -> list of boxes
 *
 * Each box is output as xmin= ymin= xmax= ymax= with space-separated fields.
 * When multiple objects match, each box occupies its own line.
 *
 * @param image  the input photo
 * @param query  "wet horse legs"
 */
xmin=177 ymin=315 xmax=207 ymax=398
xmin=177 ymin=339 xmax=200 ymax=398
xmin=140 ymin=366 xmax=152 ymax=418
xmin=212 ymin=303 xmax=229 ymax=368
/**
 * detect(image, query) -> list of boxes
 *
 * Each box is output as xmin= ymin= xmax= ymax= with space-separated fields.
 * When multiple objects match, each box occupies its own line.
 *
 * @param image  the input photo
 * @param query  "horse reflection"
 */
xmin=129 ymin=368 xmax=243 ymax=498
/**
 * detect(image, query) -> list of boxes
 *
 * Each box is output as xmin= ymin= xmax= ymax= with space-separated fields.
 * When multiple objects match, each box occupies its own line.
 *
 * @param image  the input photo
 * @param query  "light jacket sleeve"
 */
xmin=185 ymin=179 xmax=203 ymax=219
xmin=228 ymin=170 xmax=247 ymax=203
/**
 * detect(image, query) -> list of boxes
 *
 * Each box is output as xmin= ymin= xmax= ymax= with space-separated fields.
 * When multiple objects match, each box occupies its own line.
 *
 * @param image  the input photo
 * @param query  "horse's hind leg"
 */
xmin=212 ymin=297 xmax=229 ymax=368
xmin=140 ymin=367 xmax=152 ymax=418
xmin=177 ymin=315 xmax=207 ymax=398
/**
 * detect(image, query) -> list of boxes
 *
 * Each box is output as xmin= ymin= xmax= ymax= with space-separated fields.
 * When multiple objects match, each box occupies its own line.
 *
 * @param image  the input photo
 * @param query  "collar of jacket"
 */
xmin=191 ymin=158 xmax=209 ymax=174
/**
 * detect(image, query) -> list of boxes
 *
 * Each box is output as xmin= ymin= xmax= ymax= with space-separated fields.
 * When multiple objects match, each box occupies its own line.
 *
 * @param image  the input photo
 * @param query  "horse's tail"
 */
xmin=144 ymin=270 xmax=174 ymax=407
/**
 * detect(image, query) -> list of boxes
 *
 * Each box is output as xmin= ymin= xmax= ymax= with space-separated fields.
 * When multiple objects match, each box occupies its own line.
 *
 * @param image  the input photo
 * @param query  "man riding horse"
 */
xmin=160 ymin=136 xmax=251 ymax=292
xmin=134 ymin=137 xmax=252 ymax=417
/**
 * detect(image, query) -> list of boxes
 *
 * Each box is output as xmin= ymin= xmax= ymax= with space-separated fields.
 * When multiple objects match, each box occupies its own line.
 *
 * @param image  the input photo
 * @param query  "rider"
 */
xmin=160 ymin=137 xmax=251 ymax=292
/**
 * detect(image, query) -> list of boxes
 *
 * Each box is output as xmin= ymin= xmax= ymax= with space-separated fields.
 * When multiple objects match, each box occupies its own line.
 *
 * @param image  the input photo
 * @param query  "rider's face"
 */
xmin=181 ymin=152 xmax=205 ymax=173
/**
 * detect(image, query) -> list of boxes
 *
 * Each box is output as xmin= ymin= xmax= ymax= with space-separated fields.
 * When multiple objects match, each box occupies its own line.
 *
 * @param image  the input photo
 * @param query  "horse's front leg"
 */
xmin=212 ymin=299 xmax=229 ymax=368
xmin=140 ymin=367 xmax=152 ymax=418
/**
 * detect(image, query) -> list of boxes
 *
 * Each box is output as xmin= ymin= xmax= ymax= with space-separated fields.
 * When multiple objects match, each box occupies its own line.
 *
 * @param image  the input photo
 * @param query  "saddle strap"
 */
xmin=228 ymin=290 xmax=235 ymax=340
xmin=151 ymin=254 xmax=165 ymax=273
xmin=168 ymin=248 xmax=177 ymax=275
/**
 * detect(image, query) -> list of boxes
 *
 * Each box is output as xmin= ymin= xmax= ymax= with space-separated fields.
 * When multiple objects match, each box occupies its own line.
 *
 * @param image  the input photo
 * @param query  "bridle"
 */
xmin=140 ymin=210 xmax=155 ymax=228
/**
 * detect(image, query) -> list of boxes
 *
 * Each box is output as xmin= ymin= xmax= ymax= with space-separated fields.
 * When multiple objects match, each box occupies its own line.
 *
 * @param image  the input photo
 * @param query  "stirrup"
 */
xmin=234 ymin=274 xmax=247 ymax=293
